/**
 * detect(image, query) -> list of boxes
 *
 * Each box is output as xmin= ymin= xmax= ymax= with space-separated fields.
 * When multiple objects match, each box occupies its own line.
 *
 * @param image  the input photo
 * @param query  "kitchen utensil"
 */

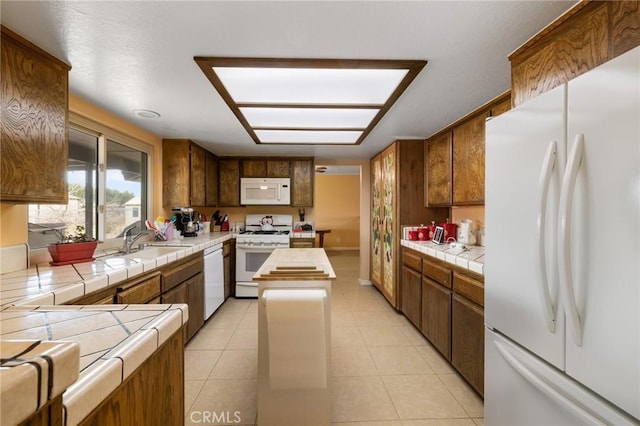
xmin=260 ymin=215 xmax=274 ymax=231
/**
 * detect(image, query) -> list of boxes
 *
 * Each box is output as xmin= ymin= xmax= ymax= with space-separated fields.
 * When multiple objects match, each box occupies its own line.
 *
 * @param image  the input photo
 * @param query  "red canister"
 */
xmin=426 ymin=221 xmax=437 ymax=240
xmin=440 ymin=219 xmax=458 ymax=243
xmin=408 ymin=230 xmax=419 ymax=241
xmin=417 ymin=226 xmax=429 ymax=241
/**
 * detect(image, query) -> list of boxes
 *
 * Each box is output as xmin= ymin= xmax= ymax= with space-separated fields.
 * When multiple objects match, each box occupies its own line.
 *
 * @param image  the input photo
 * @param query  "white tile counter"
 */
xmin=0 ymin=232 xmax=233 ymax=307
xmin=0 ymin=303 xmax=188 ymax=426
xmin=401 ymin=240 xmax=485 ymax=275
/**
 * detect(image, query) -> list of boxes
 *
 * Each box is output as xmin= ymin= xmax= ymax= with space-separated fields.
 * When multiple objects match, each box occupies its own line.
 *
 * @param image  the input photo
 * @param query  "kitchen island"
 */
xmin=254 ymin=248 xmax=335 ymax=426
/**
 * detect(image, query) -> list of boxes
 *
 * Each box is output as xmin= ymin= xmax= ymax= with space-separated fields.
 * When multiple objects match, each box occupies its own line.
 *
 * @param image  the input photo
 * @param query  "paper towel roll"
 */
xmin=264 ymin=288 xmax=327 ymax=390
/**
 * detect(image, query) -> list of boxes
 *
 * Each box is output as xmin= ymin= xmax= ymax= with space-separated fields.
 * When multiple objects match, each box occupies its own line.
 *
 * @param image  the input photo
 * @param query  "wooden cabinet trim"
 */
xmin=161 ymin=253 xmax=203 ymax=293
xmin=453 ymin=271 xmax=484 ymax=307
xmin=422 ymin=258 xmax=452 ymax=288
xmin=402 ymin=250 xmax=422 ymax=273
xmin=116 ymin=273 xmax=162 ymax=304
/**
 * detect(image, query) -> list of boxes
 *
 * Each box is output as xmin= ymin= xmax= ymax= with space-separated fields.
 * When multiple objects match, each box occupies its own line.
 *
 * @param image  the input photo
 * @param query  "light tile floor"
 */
xmin=184 ymin=250 xmax=484 ymax=426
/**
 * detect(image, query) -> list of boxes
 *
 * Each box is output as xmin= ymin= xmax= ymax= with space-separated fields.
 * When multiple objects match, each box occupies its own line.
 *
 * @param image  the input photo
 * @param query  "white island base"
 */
xmin=254 ymin=248 xmax=336 ymax=426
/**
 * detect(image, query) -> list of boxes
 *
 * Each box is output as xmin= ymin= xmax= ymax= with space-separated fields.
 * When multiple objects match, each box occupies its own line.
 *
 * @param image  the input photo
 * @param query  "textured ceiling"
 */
xmin=1 ymin=1 xmax=575 ymax=161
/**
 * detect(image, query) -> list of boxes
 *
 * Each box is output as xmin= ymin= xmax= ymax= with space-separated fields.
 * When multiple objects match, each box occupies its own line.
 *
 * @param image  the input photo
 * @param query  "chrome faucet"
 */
xmin=122 ymin=225 xmax=154 ymax=254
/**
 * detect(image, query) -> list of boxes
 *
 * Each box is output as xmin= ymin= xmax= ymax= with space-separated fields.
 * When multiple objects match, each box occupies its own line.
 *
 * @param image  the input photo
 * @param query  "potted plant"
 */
xmin=47 ymin=226 xmax=98 ymax=265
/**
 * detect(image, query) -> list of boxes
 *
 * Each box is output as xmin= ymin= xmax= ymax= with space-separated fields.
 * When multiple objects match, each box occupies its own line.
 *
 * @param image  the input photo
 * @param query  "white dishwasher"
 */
xmin=204 ymin=243 xmax=224 ymax=320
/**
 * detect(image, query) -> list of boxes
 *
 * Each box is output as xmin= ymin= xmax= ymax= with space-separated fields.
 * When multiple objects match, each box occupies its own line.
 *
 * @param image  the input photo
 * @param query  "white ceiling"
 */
xmin=1 ymin=1 xmax=575 ymax=162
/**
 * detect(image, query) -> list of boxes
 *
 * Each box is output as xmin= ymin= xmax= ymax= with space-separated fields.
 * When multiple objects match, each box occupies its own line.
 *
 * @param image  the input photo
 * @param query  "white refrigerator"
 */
xmin=485 ymin=45 xmax=640 ymax=425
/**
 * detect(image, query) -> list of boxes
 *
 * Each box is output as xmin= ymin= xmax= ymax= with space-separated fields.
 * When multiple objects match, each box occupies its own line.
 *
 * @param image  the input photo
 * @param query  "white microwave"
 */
xmin=240 ymin=177 xmax=291 ymax=205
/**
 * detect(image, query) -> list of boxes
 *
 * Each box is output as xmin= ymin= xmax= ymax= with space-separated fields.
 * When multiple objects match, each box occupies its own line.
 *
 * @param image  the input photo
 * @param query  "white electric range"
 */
xmin=235 ymin=214 xmax=292 ymax=297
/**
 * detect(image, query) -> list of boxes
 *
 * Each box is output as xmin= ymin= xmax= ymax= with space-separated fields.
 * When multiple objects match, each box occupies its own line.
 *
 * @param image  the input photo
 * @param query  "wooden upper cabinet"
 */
xmin=163 ymin=139 xmax=216 ymax=208
xmin=242 ymin=158 xmax=291 ymax=178
xmin=241 ymin=159 xmax=266 ymax=177
xmin=218 ymin=158 xmax=241 ymax=206
xmin=162 ymin=139 xmax=190 ymax=207
xmin=425 ymin=132 xmax=452 ymax=206
xmin=291 ymin=158 xmax=314 ymax=206
xmin=266 ymin=159 xmax=291 ymax=178
xmin=509 ymin=1 xmax=640 ymax=106
xmin=190 ymin=143 xmax=206 ymax=207
xmin=1 ymin=25 xmax=71 ymax=203
xmin=452 ymin=112 xmax=488 ymax=205
xmin=205 ymin=152 xmax=218 ymax=207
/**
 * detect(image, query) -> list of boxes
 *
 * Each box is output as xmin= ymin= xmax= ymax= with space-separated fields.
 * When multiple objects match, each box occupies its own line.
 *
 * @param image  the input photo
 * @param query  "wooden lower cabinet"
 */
xmin=401 ymin=265 xmax=422 ymax=329
xmin=78 ymin=327 xmax=184 ymax=426
xmin=401 ymin=247 xmax=484 ymax=395
xmin=115 ymin=272 xmax=161 ymax=304
xmin=421 ymin=276 xmax=452 ymax=360
xmin=223 ymin=239 xmax=235 ymax=299
xmin=290 ymin=238 xmax=315 ymax=248
xmin=452 ymin=293 xmax=484 ymax=396
xmin=186 ymin=272 xmax=204 ymax=341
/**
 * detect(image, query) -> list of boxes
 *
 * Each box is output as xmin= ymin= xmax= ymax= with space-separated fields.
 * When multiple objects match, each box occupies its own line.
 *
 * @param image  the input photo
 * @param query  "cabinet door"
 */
xmin=161 ymin=281 xmax=187 ymax=305
xmin=452 ymin=294 xmax=484 ymax=395
xmin=205 ymin=152 xmax=218 ymax=206
xmin=370 ymin=155 xmax=383 ymax=289
xmin=186 ymin=272 xmax=205 ymax=341
xmin=421 ymin=276 xmax=452 ymax=360
xmin=291 ymin=159 xmax=314 ymax=206
xmin=1 ymin=27 xmax=70 ymax=203
xmin=401 ymin=265 xmax=422 ymax=329
xmin=426 ymin=133 xmax=452 ymax=206
xmin=266 ymin=159 xmax=291 ymax=177
xmin=190 ymin=143 xmax=206 ymax=207
xmin=452 ymin=112 xmax=488 ymax=205
xmin=223 ymin=240 xmax=234 ymax=299
xmin=290 ymin=238 xmax=314 ymax=248
xmin=242 ymin=159 xmax=266 ymax=177
xmin=115 ymin=272 xmax=161 ymax=304
xmin=162 ymin=139 xmax=190 ymax=207
xmin=218 ymin=159 xmax=240 ymax=206
xmin=380 ymin=145 xmax=397 ymax=305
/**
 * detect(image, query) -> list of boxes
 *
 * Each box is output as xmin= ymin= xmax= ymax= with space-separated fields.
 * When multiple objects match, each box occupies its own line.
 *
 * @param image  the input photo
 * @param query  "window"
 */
xmin=28 ymin=126 xmax=150 ymax=249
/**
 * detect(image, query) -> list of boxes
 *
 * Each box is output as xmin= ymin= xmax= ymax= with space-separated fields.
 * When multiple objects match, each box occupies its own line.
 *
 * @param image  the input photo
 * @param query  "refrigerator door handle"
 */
xmin=536 ymin=140 xmax=558 ymax=333
xmin=558 ymin=134 xmax=585 ymax=347
xmin=495 ymin=340 xmax=603 ymax=425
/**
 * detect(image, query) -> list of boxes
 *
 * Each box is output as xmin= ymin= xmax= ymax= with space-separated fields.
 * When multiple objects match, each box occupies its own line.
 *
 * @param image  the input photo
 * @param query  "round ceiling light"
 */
xmin=133 ymin=109 xmax=161 ymax=119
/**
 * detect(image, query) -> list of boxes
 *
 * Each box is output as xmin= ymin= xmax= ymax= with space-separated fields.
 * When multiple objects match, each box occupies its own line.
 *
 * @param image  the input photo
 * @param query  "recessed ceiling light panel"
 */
xmin=214 ymin=67 xmax=408 ymax=105
xmin=255 ymin=130 xmax=363 ymax=144
xmin=195 ymin=57 xmax=427 ymax=145
xmin=240 ymin=107 xmax=379 ymax=128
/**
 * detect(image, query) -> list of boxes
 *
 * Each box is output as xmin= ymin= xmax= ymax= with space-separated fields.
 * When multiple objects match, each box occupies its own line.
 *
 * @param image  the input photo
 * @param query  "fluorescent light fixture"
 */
xmin=255 ymin=130 xmax=363 ymax=144
xmin=213 ymin=68 xmax=408 ymax=104
xmin=194 ymin=58 xmax=427 ymax=145
xmin=240 ymin=107 xmax=379 ymax=128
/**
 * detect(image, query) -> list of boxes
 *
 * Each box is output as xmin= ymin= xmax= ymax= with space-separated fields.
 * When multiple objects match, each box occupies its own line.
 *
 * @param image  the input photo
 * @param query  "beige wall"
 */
xmin=0 ymin=94 xmax=163 ymax=248
xmin=314 ymin=174 xmax=360 ymax=249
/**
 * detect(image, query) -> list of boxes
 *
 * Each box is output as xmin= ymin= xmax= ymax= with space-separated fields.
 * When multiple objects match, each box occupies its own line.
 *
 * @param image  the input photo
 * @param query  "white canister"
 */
xmin=457 ymin=219 xmax=477 ymax=245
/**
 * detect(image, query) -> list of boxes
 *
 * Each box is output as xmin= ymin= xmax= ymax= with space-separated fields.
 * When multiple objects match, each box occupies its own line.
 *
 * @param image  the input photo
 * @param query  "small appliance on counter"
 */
xmin=172 ymin=207 xmax=198 ymax=237
xmin=457 ymin=219 xmax=477 ymax=245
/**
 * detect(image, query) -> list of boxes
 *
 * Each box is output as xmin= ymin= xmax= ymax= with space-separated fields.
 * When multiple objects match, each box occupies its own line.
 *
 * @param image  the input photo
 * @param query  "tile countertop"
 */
xmin=0 ymin=232 xmax=234 ymax=308
xmin=401 ymin=240 xmax=485 ymax=276
xmin=0 ymin=339 xmax=80 ymax=425
xmin=0 ymin=303 xmax=188 ymax=426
